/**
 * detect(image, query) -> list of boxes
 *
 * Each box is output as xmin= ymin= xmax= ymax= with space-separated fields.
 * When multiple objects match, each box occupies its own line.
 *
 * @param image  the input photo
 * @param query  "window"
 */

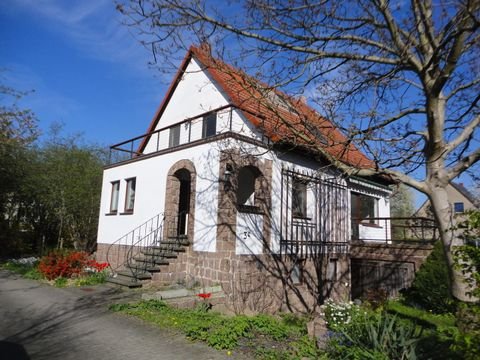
xmin=236 ymin=166 xmax=262 ymax=213
xmin=202 ymin=112 xmax=217 ymax=138
xmin=292 ymin=178 xmax=307 ymax=218
xmin=327 ymin=258 xmax=338 ymax=281
xmin=291 ymin=263 xmax=303 ymax=285
xmin=169 ymin=124 xmax=180 ymax=147
xmin=454 ymin=202 xmax=464 ymax=213
xmin=351 ymin=192 xmax=378 ymax=224
xmin=124 ymin=178 xmax=136 ymax=212
xmin=109 ymin=181 xmax=120 ymax=213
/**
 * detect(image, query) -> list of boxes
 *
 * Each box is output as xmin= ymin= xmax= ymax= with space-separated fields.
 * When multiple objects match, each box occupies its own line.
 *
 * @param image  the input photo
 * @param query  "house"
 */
xmin=416 ymin=182 xmax=479 ymax=218
xmin=96 ymin=44 xmax=396 ymax=313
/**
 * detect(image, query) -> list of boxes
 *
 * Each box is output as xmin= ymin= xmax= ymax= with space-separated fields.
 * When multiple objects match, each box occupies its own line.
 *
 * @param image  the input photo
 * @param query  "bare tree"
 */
xmin=117 ymin=0 xmax=480 ymax=302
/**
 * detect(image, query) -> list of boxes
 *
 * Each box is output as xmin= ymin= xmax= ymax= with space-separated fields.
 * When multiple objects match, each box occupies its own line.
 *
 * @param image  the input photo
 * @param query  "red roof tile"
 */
xmin=143 ymin=45 xmax=375 ymax=170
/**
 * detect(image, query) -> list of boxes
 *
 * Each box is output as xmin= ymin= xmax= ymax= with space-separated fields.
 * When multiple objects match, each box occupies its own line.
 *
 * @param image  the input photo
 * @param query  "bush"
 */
xmin=38 ymin=250 xmax=108 ymax=280
xmin=402 ymin=241 xmax=456 ymax=314
xmin=1 ymin=258 xmax=42 ymax=280
xmin=326 ymin=309 xmax=421 ymax=360
xmin=452 ymin=303 xmax=480 ymax=360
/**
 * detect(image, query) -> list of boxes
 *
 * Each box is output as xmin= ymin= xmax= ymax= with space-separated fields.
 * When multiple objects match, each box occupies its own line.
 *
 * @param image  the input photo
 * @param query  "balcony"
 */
xmin=107 ymin=105 xmax=270 ymax=165
xmin=352 ymin=217 xmax=438 ymax=244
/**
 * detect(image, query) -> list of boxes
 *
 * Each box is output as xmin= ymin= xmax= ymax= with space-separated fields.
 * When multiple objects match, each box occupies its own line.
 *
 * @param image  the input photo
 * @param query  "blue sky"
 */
xmin=1 ymin=0 xmax=167 ymax=146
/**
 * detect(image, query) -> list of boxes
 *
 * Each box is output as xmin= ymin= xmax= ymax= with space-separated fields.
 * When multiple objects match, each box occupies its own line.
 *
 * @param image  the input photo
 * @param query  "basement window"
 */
xmin=327 ymin=258 xmax=338 ymax=281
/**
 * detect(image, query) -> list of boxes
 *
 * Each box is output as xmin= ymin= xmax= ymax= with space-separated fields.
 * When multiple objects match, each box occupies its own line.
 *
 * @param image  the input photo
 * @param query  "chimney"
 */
xmin=299 ymin=95 xmax=307 ymax=104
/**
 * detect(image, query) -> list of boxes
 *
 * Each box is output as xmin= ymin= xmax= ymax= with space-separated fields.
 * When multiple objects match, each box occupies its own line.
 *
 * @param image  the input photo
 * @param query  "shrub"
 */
xmin=452 ymin=303 xmax=480 ymax=360
xmin=38 ymin=250 xmax=108 ymax=280
xmin=326 ymin=309 xmax=421 ymax=360
xmin=402 ymin=241 xmax=457 ymax=314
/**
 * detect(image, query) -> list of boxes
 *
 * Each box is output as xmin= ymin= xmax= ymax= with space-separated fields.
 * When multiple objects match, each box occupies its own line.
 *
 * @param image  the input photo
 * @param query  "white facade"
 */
xmin=97 ymin=55 xmax=392 ymax=256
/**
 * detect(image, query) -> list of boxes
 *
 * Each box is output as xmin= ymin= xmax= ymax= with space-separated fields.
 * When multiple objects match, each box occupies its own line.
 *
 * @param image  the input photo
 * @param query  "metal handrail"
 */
xmin=124 ymin=215 xmax=165 ymax=280
xmin=106 ymin=213 xmax=164 ymax=275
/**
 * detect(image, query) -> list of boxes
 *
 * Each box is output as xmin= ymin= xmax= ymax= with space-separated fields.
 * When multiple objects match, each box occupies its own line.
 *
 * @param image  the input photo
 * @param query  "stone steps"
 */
xmin=107 ymin=236 xmax=189 ymax=288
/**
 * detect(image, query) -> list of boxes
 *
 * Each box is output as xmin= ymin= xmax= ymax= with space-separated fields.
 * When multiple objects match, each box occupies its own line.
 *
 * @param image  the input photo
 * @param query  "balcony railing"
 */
xmin=107 ymin=105 xmax=272 ymax=165
xmin=352 ymin=217 xmax=438 ymax=244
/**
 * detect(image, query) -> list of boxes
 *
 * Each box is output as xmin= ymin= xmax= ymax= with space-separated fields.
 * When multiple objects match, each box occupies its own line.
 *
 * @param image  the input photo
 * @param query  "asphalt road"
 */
xmin=0 ymin=271 xmax=237 ymax=360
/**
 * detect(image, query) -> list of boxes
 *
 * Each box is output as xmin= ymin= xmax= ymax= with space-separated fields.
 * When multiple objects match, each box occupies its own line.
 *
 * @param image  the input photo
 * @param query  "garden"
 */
xmin=1 ymin=250 xmax=109 ymax=288
xmin=108 ymin=212 xmax=480 ymax=360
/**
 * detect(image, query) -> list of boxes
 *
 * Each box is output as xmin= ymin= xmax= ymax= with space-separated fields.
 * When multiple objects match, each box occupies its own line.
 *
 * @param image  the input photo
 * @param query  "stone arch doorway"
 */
xmin=164 ymin=160 xmax=196 ymax=240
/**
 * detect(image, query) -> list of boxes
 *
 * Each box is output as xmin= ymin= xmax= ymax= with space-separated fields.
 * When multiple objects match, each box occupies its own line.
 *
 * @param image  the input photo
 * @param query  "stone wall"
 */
xmin=350 ymin=241 xmax=434 ymax=298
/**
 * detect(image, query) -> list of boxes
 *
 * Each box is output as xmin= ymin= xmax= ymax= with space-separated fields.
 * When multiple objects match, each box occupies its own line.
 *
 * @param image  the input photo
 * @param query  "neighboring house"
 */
xmin=96 ymin=45 xmax=395 ymax=313
xmin=416 ymin=182 xmax=479 ymax=218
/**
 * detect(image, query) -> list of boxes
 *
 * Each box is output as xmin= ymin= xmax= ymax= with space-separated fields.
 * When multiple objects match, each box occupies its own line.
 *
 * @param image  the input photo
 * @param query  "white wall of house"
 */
xmin=97 ymin=142 xmax=220 ymax=252
xmin=142 ymin=58 xmax=263 ymax=154
xmin=98 ymin=59 xmax=392 ymax=257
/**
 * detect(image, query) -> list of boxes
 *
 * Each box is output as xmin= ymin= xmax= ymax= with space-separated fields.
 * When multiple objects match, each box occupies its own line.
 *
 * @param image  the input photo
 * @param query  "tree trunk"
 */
xmin=429 ymin=187 xmax=477 ymax=302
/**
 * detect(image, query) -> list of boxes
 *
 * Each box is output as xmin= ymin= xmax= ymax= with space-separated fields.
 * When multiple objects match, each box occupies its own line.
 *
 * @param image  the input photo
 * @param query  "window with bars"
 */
xmin=292 ymin=178 xmax=308 ymax=218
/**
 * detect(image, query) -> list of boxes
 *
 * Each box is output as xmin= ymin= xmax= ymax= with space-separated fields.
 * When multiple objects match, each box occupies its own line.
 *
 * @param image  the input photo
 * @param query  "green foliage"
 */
xmin=74 ymin=271 xmax=108 ymax=286
xmin=402 ymin=241 xmax=457 ymax=314
xmin=325 ymin=308 xmax=421 ymax=360
xmin=54 ymin=277 xmax=68 ymax=288
xmin=1 ymin=260 xmax=42 ymax=280
xmin=110 ymin=300 xmax=318 ymax=358
xmin=1 ymin=116 xmax=106 ymax=256
xmin=0 ymin=82 xmax=39 ymax=257
xmin=387 ymin=301 xmax=456 ymax=330
xmin=451 ymin=303 xmax=480 ymax=360
xmin=453 ymin=210 xmax=480 ymax=299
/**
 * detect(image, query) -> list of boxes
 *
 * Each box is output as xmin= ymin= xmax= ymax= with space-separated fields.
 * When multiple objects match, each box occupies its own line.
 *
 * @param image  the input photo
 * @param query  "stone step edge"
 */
xmin=141 ymin=285 xmax=223 ymax=301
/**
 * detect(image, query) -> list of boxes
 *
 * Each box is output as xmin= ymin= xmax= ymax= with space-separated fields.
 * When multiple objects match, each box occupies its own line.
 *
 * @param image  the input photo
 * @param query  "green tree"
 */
xmin=33 ymin=127 xmax=106 ymax=251
xmin=0 ymin=81 xmax=39 ymax=256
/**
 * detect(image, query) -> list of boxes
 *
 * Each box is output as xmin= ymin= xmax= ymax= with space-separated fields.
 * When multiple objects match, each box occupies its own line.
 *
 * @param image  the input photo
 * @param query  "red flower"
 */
xmin=197 ymin=293 xmax=212 ymax=299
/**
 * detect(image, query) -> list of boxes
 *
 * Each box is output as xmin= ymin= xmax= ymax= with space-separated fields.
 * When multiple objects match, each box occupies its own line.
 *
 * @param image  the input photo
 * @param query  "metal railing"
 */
xmin=280 ymin=219 xmax=349 ymax=258
xmin=106 ymin=213 xmax=164 ymax=275
xmin=352 ymin=217 xmax=438 ymax=243
xmin=125 ymin=216 xmax=165 ymax=278
xmin=108 ymin=105 xmax=236 ymax=164
xmin=280 ymin=239 xmax=349 ymax=258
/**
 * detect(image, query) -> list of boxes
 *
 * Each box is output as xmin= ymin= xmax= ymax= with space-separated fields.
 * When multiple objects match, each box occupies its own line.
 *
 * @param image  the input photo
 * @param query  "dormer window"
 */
xmin=202 ymin=112 xmax=217 ymax=138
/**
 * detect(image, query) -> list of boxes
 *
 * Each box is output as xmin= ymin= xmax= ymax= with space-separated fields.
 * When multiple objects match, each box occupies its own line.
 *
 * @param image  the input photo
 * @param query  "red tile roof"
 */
xmin=143 ymin=45 xmax=375 ymax=170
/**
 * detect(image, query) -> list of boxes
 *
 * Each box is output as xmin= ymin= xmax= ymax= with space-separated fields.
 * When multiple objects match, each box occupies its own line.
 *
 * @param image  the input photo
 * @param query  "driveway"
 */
xmin=0 ymin=271 xmax=237 ymax=360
